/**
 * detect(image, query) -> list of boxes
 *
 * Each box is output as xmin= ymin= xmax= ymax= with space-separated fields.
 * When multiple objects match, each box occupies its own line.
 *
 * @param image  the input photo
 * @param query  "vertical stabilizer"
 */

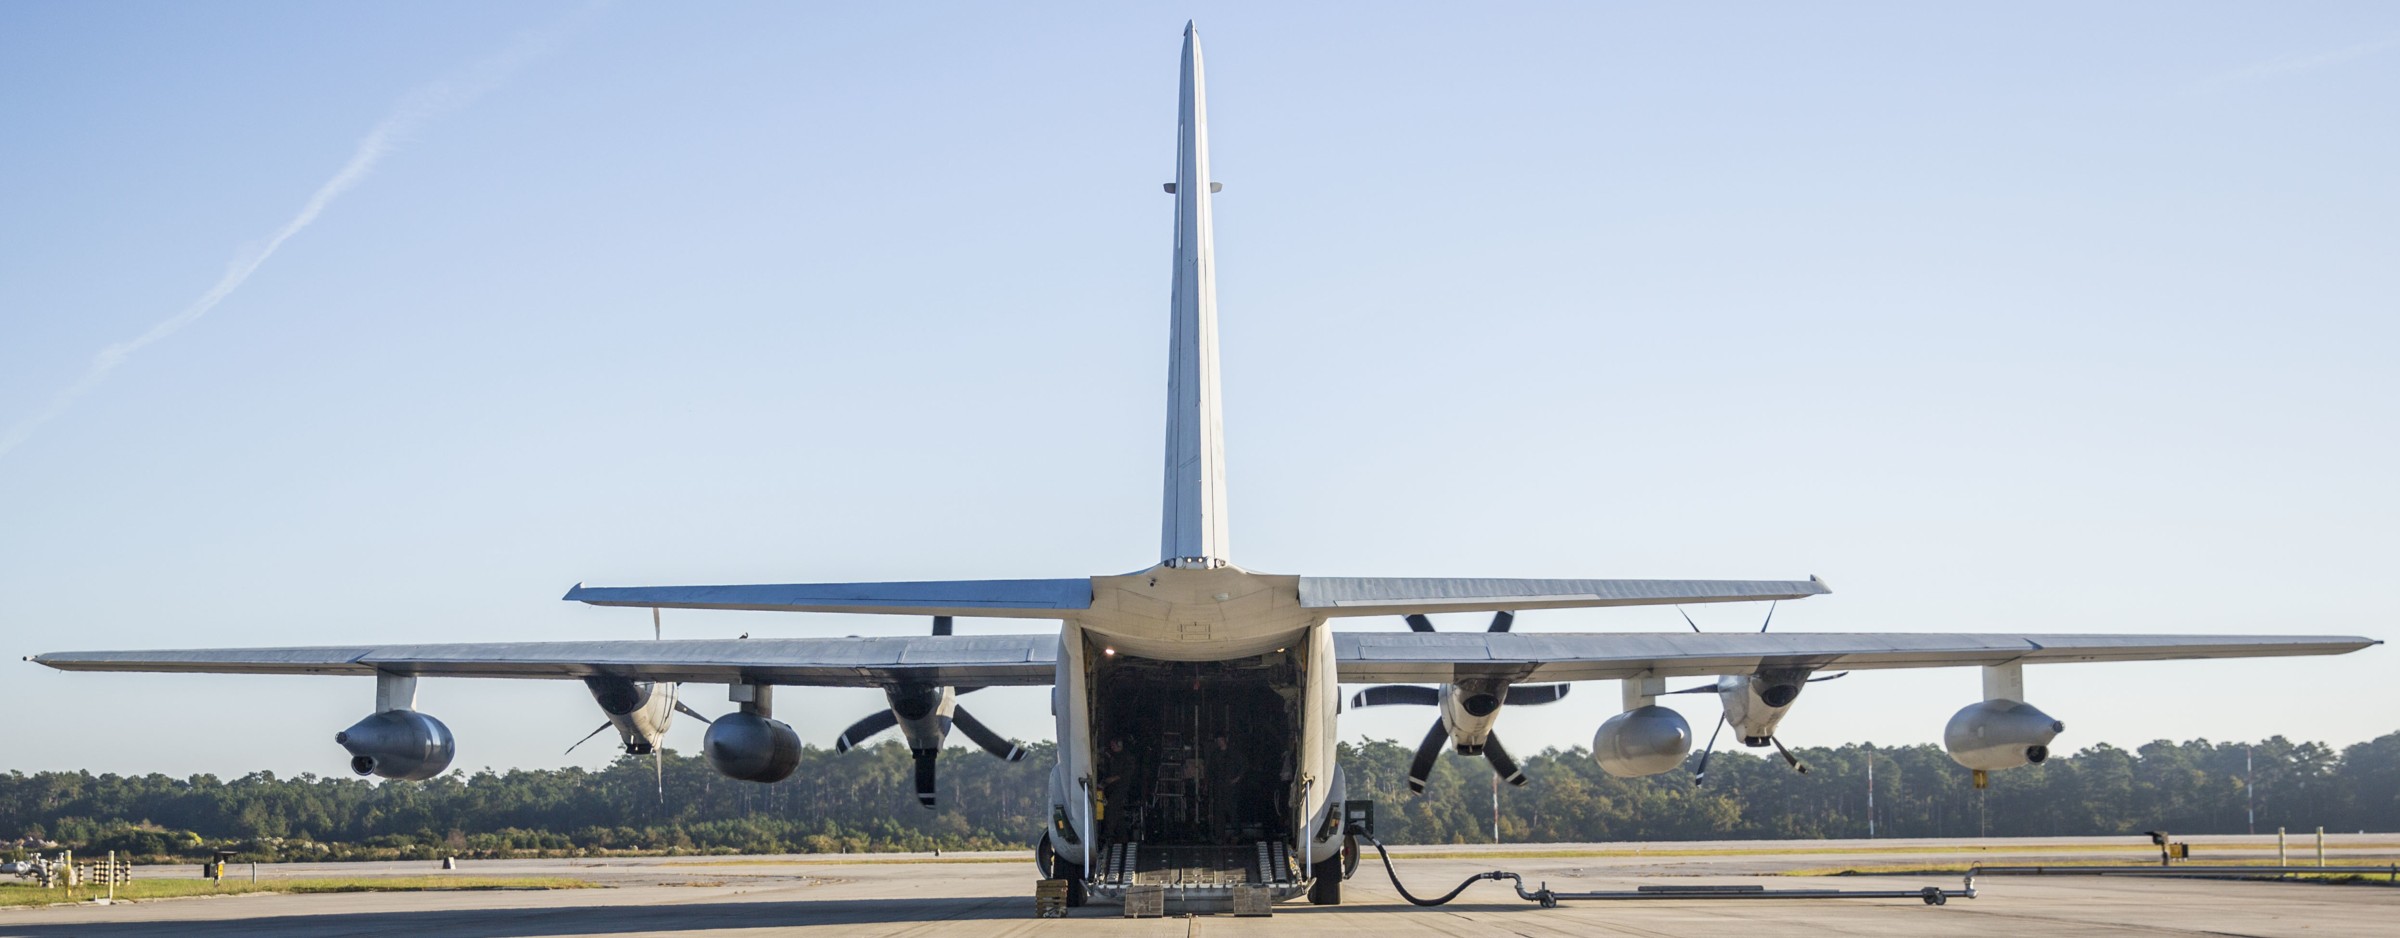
xmin=1161 ymin=22 xmax=1230 ymax=569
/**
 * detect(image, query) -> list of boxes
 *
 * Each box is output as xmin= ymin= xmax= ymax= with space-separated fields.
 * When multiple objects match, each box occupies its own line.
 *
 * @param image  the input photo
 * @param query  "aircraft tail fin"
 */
xmin=1160 ymin=21 xmax=1231 ymax=570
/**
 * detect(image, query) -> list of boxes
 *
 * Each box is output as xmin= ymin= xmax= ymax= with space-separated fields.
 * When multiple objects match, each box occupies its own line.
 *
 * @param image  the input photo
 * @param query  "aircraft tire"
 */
xmin=1036 ymin=834 xmax=1086 ymax=907
xmin=1308 ymin=851 xmax=1343 ymax=905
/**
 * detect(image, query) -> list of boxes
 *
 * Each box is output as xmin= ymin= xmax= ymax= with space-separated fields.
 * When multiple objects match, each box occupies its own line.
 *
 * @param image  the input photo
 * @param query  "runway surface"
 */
xmin=4 ymin=836 xmax=2395 ymax=937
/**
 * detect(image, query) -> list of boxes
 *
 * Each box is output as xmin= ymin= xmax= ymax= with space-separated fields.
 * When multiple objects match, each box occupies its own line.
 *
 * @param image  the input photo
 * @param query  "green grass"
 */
xmin=0 ymin=875 xmax=592 ymax=907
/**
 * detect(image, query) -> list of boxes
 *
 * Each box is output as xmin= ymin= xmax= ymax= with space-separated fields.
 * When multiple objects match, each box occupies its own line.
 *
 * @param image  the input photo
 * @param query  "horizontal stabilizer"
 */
xmin=1301 ymin=576 xmax=1831 ymax=616
xmin=563 ymin=578 xmax=1091 ymax=619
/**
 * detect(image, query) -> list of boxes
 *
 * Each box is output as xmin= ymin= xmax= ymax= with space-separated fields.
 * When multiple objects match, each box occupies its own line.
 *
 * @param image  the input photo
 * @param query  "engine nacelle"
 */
xmin=1441 ymin=678 xmax=1509 ymax=754
xmin=704 ymin=711 xmax=801 ymax=782
xmin=335 ymin=710 xmax=456 ymax=781
xmin=1944 ymin=700 xmax=2064 ymax=771
xmin=885 ymin=683 xmax=956 ymax=754
xmin=582 ymin=675 xmax=675 ymax=754
xmin=1723 ymin=667 xmax=1813 ymax=746
xmin=1592 ymin=705 xmax=1693 ymax=778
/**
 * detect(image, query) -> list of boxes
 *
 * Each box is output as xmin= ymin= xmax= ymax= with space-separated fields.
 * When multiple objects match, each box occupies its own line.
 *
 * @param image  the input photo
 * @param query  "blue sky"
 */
xmin=2 ymin=2 xmax=2394 ymax=779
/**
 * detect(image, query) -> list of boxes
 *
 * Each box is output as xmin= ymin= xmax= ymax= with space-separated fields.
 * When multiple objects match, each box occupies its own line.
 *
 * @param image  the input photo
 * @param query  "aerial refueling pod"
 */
xmin=704 ymin=713 xmax=801 ymax=782
xmin=1943 ymin=700 xmax=2063 ymax=771
xmin=703 ymin=683 xmax=800 ymax=783
xmin=1943 ymin=663 xmax=2065 ymax=780
xmin=336 ymin=710 xmax=456 ymax=781
xmin=1592 ymin=704 xmax=1693 ymax=778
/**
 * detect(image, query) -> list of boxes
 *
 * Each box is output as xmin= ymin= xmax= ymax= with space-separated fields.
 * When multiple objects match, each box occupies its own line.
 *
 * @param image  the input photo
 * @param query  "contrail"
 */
xmin=0 ymin=9 xmax=591 ymax=459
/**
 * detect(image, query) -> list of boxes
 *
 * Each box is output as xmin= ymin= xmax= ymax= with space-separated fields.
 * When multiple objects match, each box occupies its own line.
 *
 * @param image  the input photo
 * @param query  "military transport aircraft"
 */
xmin=29 ymin=23 xmax=2377 ymax=912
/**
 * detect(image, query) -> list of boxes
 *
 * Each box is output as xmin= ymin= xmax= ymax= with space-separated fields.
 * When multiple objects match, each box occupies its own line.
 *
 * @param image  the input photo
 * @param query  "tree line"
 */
xmin=4 ymin=732 xmax=2394 ymax=863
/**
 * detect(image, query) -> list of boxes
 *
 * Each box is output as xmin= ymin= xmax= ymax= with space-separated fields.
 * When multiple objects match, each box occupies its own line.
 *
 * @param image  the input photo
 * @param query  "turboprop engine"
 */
xmin=703 ymin=684 xmax=800 ymax=783
xmin=336 ymin=710 xmax=455 ymax=781
xmin=1661 ymin=603 xmax=1847 ymax=780
xmin=1592 ymin=705 xmax=1693 ymax=778
xmin=571 ymin=675 xmax=715 ymax=757
xmin=1944 ymin=700 xmax=2064 ymax=772
xmin=829 ymin=619 xmax=1030 ymax=808
xmin=1346 ymin=612 xmax=1573 ymax=793
xmin=1351 ymin=676 xmax=1567 ymax=792
xmin=1721 ymin=666 xmax=1813 ymax=746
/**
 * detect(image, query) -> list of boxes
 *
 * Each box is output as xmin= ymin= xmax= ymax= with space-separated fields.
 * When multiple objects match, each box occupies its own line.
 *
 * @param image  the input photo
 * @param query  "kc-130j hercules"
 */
xmin=30 ymin=23 xmax=2378 ymax=912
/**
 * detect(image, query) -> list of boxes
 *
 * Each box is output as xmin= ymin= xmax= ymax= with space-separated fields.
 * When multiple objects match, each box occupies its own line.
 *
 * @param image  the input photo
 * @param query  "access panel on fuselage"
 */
xmin=1088 ymin=646 xmax=1300 ymax=847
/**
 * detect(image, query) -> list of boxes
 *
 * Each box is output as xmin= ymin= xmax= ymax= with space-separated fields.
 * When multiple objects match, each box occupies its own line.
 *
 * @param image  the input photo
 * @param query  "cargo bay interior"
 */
xmin=1090 ymin=647 xmax=1300 ymax=849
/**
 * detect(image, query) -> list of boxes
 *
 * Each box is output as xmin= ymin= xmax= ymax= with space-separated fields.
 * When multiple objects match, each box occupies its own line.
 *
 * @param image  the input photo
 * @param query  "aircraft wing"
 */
xmin=34 ymin=631 xmax=2376 ymax=689
xmin=28 ymin=635 xmax=1059 ymax=688
xmin=1298 ymin=576 xmax=1830 ymax=616
xmin=563 ymin=578 xmax=1092 ymax=619
xmin=1331 ymin=631 xmax=2377 ymax=682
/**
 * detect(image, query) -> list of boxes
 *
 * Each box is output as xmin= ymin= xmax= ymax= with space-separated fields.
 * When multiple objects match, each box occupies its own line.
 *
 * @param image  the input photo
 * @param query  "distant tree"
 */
xmin=3 ymin=732 xmax=2394 ymax=860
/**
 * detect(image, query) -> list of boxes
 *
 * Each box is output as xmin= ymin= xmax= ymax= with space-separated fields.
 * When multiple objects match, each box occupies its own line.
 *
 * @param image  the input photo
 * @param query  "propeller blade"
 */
xmin=1758 ymin=600 xmax=1778 ymax=633
xmin=1487 ymin=610 xmax=1515 ymax=633
xmin=565 ymin=721 xmax=613 ymax=755
xmin=1806 ymin=671 xmax=1851 ymax=684
xmin=654 ymin=748 xmax=664 ymax=803
xmin=1502 ymin=683 xmax=1570 ymax=706
xmin=955 ymin=686 xmax=985 ymax=695
xmin=1770 ymin=735 xmax=1809 ymax=774
xmin=1662 ymin=684 xmax=1721 ymax=695
xmin=1404 ymin=614 xmax=1436 ymax=633
xmin=652 ymin=607 xmax=661 ymax=641
xmin=1483 ymin=731 xmax=1528 ymax=786
xmin=834 ymin=709 xmax=899 ymax=753
xmin=932 ymin=615 xmax=953 ymax=636
xmin=1694 ymin=715 xmax=1727 ymax=786
xmin=672 ymin=700 xmax=715 ymax=725
xmin=1407 ymin=720 xmax=1448 ymax=794
xmin=950 ymin=707 xmax=1025 ymax=762
xmin=1678 ymin=606 xmax=1702 ymax=633
xmin=1350 ymin=685 xmax=1441 ymax=709
xmin=913 ymin=749 xmax=939 ymax=808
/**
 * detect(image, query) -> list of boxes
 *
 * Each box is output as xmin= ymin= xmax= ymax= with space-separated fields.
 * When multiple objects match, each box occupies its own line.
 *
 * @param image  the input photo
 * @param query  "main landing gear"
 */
xmin=1035 ymin=833 xmax=1087 ymax=907
xmin=1307 ymin=836 xmax=1357 ymax=905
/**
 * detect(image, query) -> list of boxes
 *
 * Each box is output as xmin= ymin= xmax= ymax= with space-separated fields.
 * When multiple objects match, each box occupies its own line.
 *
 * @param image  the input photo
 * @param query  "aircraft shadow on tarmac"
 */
xmin=0 ymin=895 xmax=1006 ymax=938
xmin=0 ymin=893 xmax=1549 ymax=937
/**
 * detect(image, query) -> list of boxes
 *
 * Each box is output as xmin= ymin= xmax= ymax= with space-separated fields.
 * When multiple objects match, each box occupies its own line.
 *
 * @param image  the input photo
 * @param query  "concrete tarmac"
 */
xmin=4 ymin=837 xmax=2395 ymax=937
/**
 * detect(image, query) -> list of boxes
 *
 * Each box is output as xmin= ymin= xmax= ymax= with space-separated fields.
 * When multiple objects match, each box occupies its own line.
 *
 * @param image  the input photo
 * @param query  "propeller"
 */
xmin=674 ymin=700 xmax=715 ymax=724
xmin=565 ymin=722 xmax=613 ymax=755
xmin=1693 ymin=714 xmax=1727 ymax=786
xmin=1352 ymin=611 xmax=1562 ymax=793
xmin=832 ymin=616 xmax=1027 ymax=808
xmin=834 ymin=710 xmax=899 ymax=753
